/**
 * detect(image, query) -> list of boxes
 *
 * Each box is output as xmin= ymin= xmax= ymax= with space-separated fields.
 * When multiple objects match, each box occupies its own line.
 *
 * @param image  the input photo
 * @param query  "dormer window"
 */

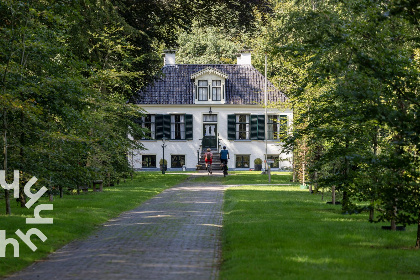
xmin=191 ymin=67 xmax=227 ymax=105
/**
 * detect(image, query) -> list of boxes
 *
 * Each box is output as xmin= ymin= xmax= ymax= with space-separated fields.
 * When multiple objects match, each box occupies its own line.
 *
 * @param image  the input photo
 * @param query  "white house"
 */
xmin=131 ymin=50 xmax=293 ymax=171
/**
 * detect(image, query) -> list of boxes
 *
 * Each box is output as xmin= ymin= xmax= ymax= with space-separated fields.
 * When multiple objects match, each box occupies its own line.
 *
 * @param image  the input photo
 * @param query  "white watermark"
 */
xmin=0 ymin=170 xmax=53 ymax=257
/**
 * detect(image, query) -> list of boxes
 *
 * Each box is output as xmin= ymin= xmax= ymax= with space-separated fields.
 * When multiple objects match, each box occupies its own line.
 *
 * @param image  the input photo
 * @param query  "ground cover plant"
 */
xmin=0 ymin=172 xmax=188 ymax=277
xmin=221 ymin=184 xmax=420 ymax=280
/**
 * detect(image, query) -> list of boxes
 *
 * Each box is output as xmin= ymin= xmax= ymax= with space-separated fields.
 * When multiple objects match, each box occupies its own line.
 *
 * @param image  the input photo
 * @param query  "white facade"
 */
xmin=132 ymin=104 xmax=293 ymax=171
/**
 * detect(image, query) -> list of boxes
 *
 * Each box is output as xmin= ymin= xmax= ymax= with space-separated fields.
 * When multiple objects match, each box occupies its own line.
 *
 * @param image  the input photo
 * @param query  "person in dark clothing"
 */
xmin=220 ymin=146 xmax=229 ymax=165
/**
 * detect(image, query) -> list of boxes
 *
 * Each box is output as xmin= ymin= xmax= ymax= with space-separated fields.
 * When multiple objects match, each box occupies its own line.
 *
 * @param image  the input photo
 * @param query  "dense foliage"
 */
xmin=0 ymin=0 xmax=269 ymax=213
xmin=254 ymin=0 xmax=420 ymax=245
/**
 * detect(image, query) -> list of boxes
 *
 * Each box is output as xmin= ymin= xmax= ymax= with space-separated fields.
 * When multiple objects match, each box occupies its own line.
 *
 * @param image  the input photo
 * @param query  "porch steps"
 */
xmin=197 ymin=150 xmax=222 ymax=170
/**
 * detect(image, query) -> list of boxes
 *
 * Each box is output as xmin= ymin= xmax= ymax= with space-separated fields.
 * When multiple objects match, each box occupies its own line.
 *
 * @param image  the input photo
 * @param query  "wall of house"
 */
xmin=131 ymin=104 xmax=293 ymax=171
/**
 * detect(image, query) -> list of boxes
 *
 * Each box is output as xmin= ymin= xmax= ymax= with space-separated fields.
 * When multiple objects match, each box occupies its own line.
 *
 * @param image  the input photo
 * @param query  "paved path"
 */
xmin=7 ymin=176 xmax=227 ymax=280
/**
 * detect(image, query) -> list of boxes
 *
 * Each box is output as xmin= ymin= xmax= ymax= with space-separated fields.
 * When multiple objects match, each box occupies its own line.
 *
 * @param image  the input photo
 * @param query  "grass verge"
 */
xmin=221 ymin=184 xmax=420 ymax=280
xmin=0 ymin=172 xmax=188 ymax=277
xmin=189 ymin=171 xmax=296 ymax=185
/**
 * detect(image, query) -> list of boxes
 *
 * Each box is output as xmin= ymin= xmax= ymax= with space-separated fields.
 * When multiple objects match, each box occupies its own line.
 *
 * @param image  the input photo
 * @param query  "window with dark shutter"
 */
xmin=257 ymin=115 xmax=265 ymax=140
xmin=155 ymin=114 xmax=164 ymax=140
xmin=227 ymin=114 xmax=236 ymax=140
xmin=250 ymin=116 xmax=259 ymax=140
xmin=163 ymin=115 xmax=171 ymax=139
xmin=250 ymin=115 xmax=265 ymax=140
xmin=185 ymin=114 xmax=193 ymax=140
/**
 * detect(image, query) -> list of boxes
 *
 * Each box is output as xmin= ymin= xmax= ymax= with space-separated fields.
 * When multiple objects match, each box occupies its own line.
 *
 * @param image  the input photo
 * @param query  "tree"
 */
xmin=176 ymin=23 xmax=242 ymax=64
xmin=257 ymin=0 xmax=420 ymax=245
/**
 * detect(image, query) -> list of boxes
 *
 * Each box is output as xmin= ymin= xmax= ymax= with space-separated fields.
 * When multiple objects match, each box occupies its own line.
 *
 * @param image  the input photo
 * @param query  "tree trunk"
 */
xmin=342 ymin=138 xmax=350 ymax=212
xmin=292 ymin=152 xmax=296 ymax=183
xmin=416 ymin=208 xmax=420 ymax=249
xmin=332 ymin=186 xmax=336 ymax=205
xmin=59 ymin=186 xmax=63 ymax=198
xmin=19 ymin=186 xmax=26 ymax=207
xmin=370 ymin=127 xmax=378 ymax=222
xmin=302 ymin=162 xmax=305 ymax=187
xmin=391 ymin=218 xmax=397 ymax=231
xmin=48 ymin=186 xmax=53 ymax=202
xmin=369 ymin=200 xmax=374 ymax=222
xmin=5 ymin=190 xmax=11 ymax=214
xmin=391 ymin=205 xmax=397 ymax=231
xmin=3 ymin=109 xmax=11 ymax=215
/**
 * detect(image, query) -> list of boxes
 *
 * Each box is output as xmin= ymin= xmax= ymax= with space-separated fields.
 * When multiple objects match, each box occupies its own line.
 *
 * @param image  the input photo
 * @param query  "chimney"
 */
xmin=237 ymin=49 xmax=252 ymax=65
xmin=163 ymin=49 xmax=176 ymax=66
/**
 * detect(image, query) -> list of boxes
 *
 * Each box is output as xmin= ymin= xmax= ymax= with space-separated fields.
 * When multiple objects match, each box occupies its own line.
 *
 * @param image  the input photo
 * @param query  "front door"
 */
xmin=202 ymin=124 xmax=217 ymax=150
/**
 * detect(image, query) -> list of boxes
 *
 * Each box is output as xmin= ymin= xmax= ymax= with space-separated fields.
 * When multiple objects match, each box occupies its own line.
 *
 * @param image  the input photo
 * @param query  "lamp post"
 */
xmin=264 ymin=54 xmax=268 ymax=174
xmin=161 ymin=137 xmax=167 ymax=174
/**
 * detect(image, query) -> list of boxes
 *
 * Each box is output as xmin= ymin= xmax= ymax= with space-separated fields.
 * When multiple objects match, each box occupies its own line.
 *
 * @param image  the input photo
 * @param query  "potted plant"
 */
xmin=159 ymin=159 xmax=167 ymax=171
xmin=254 ymin=158 xmax=263 ymax=171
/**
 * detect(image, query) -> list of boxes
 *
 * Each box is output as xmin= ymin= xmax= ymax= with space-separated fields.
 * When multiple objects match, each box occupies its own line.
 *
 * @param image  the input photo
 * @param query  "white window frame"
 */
xmin=236 ymin=114 xmax=250 ymax=140
xmin=171 ymin=114 xmax=185 ymax=140
xmin=141 ymin=114 xmax=155 ymax=140
xmin=267 ymin=115 xmax=287 ymax=140
xmin=212 ymin=80 xmax=221 ymax=101
xmin=198 ymin=80 xmax=208 ymax=101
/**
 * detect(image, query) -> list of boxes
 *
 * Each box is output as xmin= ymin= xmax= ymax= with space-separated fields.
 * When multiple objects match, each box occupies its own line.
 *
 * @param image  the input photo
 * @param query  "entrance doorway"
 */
xmin=202 ymin=124 xmax=217 ymax=150
xmin=203 ymin=114 xmax=218 ymax=150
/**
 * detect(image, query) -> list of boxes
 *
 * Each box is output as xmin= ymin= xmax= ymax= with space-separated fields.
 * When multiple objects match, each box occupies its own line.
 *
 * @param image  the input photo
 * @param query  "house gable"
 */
xmin=190 ymin=67 xmax=229 ymax=80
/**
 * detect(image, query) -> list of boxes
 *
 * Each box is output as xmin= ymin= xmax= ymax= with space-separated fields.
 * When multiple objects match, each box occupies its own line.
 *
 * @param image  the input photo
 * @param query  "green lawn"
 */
xmin=0 ymin=172 xmax=188 ymax=277
xmin=2 ymin=171 xmax=418 ymax=279
xmin=189 ymin=171 xmax=296 ymax=185
xmin=221 ymin=184 xmax=420 ymax=280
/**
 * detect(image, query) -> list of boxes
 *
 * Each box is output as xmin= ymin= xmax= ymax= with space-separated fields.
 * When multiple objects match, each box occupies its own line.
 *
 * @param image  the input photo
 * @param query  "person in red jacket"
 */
xmin=204 ymin=148 xmax=213 ymax=173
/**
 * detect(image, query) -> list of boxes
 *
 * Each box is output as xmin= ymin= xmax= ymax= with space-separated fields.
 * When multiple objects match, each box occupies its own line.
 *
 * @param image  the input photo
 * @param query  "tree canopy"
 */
xmin=254 ymin=0 xmax=420 ymax=245
xmin=0 ymin=0 xmax=270 ymax=212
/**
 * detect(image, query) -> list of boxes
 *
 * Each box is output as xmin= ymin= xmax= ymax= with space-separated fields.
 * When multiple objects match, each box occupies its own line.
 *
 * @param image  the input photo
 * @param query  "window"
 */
xmin=171 ymin=115 xmax=185 ymax=140
xmin=236 ymin=115 xmax=250 ymax=140
xmin=142 ymin=155 xmax=156 ymax=168
xmin=267 ymin=115 xmax=287 ymax=140
xmin=236 ymin=155 xmax=250 ymax=168
xmin=203 ymin=114 xmax=217 ymax=122
xmin=133 ymin=114 xmax=155 ymax=140
xmin=156 ymin=114 xmax=193 ymax=140
xmin=142 ymin=115 xmax=155 ymax=139
xmin=198 ymin=80 xmax=208 ymax=101
xmin=266 ymin=155 xmax=280 ymax=168
xmin=171 ymin=155 xmax=185 ymax=168
xmin=229 ymin=114 xmax=265 ymax=140
xmin=212 ymin=80 xmax=221 ymax=101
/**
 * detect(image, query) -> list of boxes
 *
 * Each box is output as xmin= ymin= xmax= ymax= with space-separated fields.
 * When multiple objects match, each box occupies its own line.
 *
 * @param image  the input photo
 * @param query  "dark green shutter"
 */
xmin=227 ymin=114 xmax=236 ymax=140
xmin=250 ymin=115 xmax=258 ymax=140
xmin=155 ymin=114 xmax=164 ymax=140
xmin=185 ymin=114 xmax=193 ymax=140
xmin=257 ymin=115 xmax=265 ymax=140
xmin=163 ymin=115 xmax=171 ymax=139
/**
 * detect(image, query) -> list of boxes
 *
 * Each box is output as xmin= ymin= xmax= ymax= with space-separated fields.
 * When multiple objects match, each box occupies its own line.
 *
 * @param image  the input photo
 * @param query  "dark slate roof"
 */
xmin=133 ymin=64 xmax=287 ymax=105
